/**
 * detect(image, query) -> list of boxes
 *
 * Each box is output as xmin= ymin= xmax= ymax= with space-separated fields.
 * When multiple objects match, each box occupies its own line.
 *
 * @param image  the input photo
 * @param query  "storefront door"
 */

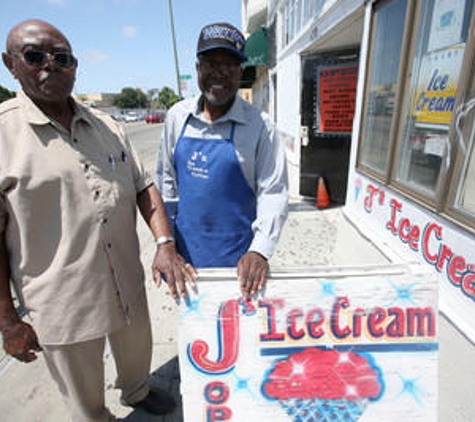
xmin=300 ymin=51 xmax=359 ymax=204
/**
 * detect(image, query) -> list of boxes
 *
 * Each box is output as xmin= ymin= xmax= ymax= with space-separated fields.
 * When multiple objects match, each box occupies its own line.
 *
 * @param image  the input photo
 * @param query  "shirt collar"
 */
xmin=16 ymin=89 xmax=93 ymax=127
xmin=16 ymin=89 xmax=50 ymax=125
xmin=192 ymin=94 xmax=248 ymax=125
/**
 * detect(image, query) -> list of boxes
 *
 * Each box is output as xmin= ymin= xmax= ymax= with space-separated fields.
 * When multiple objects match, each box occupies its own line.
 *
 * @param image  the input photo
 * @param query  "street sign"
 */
xmin=180 ymin=74 xmax=192 ymax=80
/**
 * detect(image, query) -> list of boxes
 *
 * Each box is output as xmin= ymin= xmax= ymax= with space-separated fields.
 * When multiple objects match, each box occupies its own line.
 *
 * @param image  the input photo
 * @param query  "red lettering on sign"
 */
xmin=436 ymin=243 xmax=453 ymax=272
xmin=407 ymin=308 xmax=436 ymax=337
xmin=206 ymin=407 xmax=232 ymax=421
xmin=462 ymin=271 xmax=475 ymax=299
xmin=408 ymin=225 xmax=421 ymax=251
xmin=367 ymin=308 xmax=386 ymax=338
xmin=204 ymin=382 xmax=233 ymax=421
xmin=307 ymin=308 xmax=326 ymax=339
xmin=351 ymin=308 xmax=365 ymax=337
xmin=259 ymin=299 xmax=286 ymax=341
xmin=287 ymin=308 xmax=305 ymax=340
xmin=384 ymin=198 xmax=475 ymax=301
xmin=189 ymin=300 xmax=240 ymax=374
xmin=330 ymin=297 xmax=352 ymax=339
xmin=422 ymin=223 xmax=443 ymax=266
xmin=448 ymin=255 xmax=467 ymax=286
xmin=387 ymin=308 xmax=405 ymax=337
xmin=330 ymin=297 xmax=436 ymax=339
xmin=204 ymin=382 xmax=230 ymax=404
xmin=387 ymin=199 xmax=402 ymax=234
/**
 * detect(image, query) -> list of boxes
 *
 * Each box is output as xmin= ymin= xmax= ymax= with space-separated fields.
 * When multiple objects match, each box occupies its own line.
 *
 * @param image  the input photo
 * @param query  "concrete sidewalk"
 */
xmin=1 ymin=201 xmax=475 ymax=421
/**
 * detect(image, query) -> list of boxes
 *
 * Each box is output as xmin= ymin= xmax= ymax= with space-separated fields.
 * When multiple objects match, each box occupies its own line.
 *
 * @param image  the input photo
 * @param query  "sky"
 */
xmin=0 ymin=0 xmax=242 ymax=97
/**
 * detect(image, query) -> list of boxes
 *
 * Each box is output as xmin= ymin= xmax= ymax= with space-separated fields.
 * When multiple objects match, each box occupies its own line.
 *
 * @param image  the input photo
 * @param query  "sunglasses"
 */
xmin=14 ymin=50 xmax=77 ymax=69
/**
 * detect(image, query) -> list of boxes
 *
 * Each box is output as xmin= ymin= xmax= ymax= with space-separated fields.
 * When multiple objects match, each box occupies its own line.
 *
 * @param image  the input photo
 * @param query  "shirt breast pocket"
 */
xmin=109 ymin=155 xmax=136 ymax=206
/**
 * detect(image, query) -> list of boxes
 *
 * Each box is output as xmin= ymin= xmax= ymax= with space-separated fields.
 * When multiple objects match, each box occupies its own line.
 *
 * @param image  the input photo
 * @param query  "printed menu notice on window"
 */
xmin=317 ymin=64 xmax=358 ymax=133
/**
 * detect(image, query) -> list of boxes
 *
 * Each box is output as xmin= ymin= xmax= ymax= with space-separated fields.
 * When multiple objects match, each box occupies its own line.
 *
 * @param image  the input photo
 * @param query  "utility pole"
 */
xmin=168 ymin=0 xmax=182 ymax=98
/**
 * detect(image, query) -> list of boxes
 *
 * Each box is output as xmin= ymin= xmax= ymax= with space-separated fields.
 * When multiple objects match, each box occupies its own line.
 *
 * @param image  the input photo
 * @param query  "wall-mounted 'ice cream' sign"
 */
xmin=178 ymin=266 xmax=438 ymax=421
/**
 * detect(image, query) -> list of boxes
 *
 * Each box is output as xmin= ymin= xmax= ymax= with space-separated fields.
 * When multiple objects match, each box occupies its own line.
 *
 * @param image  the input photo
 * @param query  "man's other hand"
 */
xmin=2 ymin=321 xmax=42 ymax=362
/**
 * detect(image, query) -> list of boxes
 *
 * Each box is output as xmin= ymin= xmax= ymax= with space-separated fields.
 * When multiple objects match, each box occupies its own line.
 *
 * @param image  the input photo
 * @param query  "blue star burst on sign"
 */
xmin=182 ymin=294 xmax=205 ymax=318
xmin=232 ymin=372 xmax=255 ymax=399
xmin=396 ymin=372 xmax=424 ymax=406
xmin=387 ymin=279 xmax=418 ymax=306
xmin=318 ymin=280 xmax=337 ymax=300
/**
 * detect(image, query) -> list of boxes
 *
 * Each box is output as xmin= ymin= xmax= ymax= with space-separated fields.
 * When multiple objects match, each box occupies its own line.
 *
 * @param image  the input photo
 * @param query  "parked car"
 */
xmin=145 ymin=110 xmax=166 ymax=124
xmin=111 ymin=113 xmax=125 ymax=122
xmin=124 ymin=112 xmax=143 ymax=123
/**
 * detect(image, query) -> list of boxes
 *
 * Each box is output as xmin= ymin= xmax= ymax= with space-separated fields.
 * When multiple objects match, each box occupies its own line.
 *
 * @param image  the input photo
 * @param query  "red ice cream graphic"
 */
xmin=262 ymin=348 xmax=383 ymax=421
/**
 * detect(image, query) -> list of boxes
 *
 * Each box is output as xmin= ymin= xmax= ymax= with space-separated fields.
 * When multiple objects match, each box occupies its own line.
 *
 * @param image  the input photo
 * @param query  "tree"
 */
xmin=113 ymin=87 xmax=149 ymax=109
xmin=147 ymin=88 xmax=159 ymax=105
xmin=158 ymin=87 xmax=181 ymax=109
xmin=0 ymin=85 xmax=15 ymax=103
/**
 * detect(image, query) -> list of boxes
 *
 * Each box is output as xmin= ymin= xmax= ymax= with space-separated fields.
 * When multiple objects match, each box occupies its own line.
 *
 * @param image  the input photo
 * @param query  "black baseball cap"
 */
xmin=197 ymin=22 xmax=247 ymax=62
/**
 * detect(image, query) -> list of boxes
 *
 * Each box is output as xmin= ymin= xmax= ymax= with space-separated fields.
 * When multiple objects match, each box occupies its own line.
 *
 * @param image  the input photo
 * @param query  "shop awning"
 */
xmin=244 ymin=28 xmax=268 ymax=68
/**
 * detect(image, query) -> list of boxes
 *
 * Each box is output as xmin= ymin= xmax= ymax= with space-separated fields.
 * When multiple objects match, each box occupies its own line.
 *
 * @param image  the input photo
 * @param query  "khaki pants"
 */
xmin=42 ymin=297 xmax=152 ymax=422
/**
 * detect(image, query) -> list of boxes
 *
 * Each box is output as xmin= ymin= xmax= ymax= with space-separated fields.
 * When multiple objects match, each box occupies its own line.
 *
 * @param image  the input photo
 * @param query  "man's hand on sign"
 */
xmin=152 ymin=242 xmax=198 ymax=300
xmin=238 ymin=251 xmax=269 ymax=298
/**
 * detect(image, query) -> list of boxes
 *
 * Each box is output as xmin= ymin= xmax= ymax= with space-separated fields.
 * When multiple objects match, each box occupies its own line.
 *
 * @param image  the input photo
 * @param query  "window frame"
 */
xmin=356 ymin=0 xmax=475 ymax=230
xmin=444 ymin=20 xmax=475 ymax=228
xmin=356 ymin=0 xmax=418 ymax=183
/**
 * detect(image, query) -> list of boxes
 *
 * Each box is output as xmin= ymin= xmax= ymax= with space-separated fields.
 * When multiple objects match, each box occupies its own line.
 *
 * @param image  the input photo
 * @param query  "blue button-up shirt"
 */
xmin=157 ymin=95 xmax=289 ymax=260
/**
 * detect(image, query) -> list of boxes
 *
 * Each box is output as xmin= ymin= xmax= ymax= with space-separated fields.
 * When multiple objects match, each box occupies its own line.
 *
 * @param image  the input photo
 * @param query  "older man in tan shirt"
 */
xmin=0 ymin=19 xmax=196 ymax=421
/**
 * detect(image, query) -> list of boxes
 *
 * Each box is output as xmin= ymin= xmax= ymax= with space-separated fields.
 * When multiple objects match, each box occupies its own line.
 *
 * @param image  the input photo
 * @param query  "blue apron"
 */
xmin=174 ymin=116 xmax=256 ymax=268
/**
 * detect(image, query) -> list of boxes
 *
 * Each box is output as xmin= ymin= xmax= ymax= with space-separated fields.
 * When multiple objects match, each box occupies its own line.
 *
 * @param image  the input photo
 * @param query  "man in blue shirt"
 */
xmin=157 ymin=22 xmax=288 ymax=299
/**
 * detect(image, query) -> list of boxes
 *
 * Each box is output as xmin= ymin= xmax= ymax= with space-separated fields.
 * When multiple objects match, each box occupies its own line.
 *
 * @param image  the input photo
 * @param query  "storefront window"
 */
xmin=395 ymin=0 xmax=473 ymax=195
xmin=295 ymin=0 xmax=303 ymax=33
xmin=358 ymin=0 xmax=475 ymax=228
xmin=455 ymin=127 xmax=475 ymax=216
xmin=288 ymin=0 xmax=295 ymax=41
xmin=283 ymin=0 xmax=319 ymax=48
xmin=358 ymin=0 xmax=407 ymax=175
xmin=454 ymin=66 xmax=475 ymax=218
xmin=304 ymin=0 xmax=313 ymax=21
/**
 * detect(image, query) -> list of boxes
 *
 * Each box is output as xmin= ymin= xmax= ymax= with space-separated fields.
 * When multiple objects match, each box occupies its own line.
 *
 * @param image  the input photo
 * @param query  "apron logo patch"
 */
xmin=187 ymin=151 xmax=209 ymax=179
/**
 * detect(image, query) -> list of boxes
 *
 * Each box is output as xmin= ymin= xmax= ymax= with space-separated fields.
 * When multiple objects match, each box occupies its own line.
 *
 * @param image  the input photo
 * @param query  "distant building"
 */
xmin=73 ymin=92 xmax=116 ymax=108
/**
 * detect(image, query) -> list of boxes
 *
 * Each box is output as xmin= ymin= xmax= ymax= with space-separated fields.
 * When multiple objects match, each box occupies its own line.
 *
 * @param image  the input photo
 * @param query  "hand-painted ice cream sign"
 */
xmin=349 ymin=173 xmax=475 ymax=342
xmin=413 ymin=44 xmax=464 ymax=127
xmin=178 ymin=268 xmax=438 ymax=421
xmin=353 ymin=177 xmax=475 ymax=303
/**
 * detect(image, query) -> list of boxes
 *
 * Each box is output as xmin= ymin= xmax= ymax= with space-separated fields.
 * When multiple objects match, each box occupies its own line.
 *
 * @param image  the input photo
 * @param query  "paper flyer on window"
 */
xmin=427 ymin=0 xmax=465 ymax=52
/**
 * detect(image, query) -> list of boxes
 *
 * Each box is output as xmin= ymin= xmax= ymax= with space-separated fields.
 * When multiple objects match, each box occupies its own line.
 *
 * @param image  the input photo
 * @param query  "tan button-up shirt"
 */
xmin=0 ymin=90 xmax=153 ymax=345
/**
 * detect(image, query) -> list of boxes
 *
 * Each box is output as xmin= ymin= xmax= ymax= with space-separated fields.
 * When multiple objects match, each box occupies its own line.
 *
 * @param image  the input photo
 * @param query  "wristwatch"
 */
xmin=156 ymin=236 xmax=175 ymax=246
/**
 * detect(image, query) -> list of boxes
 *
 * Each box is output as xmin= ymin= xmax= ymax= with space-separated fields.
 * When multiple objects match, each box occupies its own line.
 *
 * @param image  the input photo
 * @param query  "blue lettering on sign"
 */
xmin=415 ymin=68 xmax=455 ymax=113
xmin=427 ymin=69 xmax=448 ymax=91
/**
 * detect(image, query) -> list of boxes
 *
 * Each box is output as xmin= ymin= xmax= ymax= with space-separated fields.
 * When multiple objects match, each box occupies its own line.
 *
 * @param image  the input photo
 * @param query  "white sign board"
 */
xmin=178 ymin=266 xmax=438 ymax=421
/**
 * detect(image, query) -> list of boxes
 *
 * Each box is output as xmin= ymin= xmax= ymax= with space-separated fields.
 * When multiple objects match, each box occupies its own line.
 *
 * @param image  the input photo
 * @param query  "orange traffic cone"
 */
xmin=315 ymin=177 xmax=331 ymax=209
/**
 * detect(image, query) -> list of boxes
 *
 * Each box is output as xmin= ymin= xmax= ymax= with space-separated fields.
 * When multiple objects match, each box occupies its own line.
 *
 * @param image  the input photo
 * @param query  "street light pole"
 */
xmin=168 ymin=0 xmax=182 ymax=98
